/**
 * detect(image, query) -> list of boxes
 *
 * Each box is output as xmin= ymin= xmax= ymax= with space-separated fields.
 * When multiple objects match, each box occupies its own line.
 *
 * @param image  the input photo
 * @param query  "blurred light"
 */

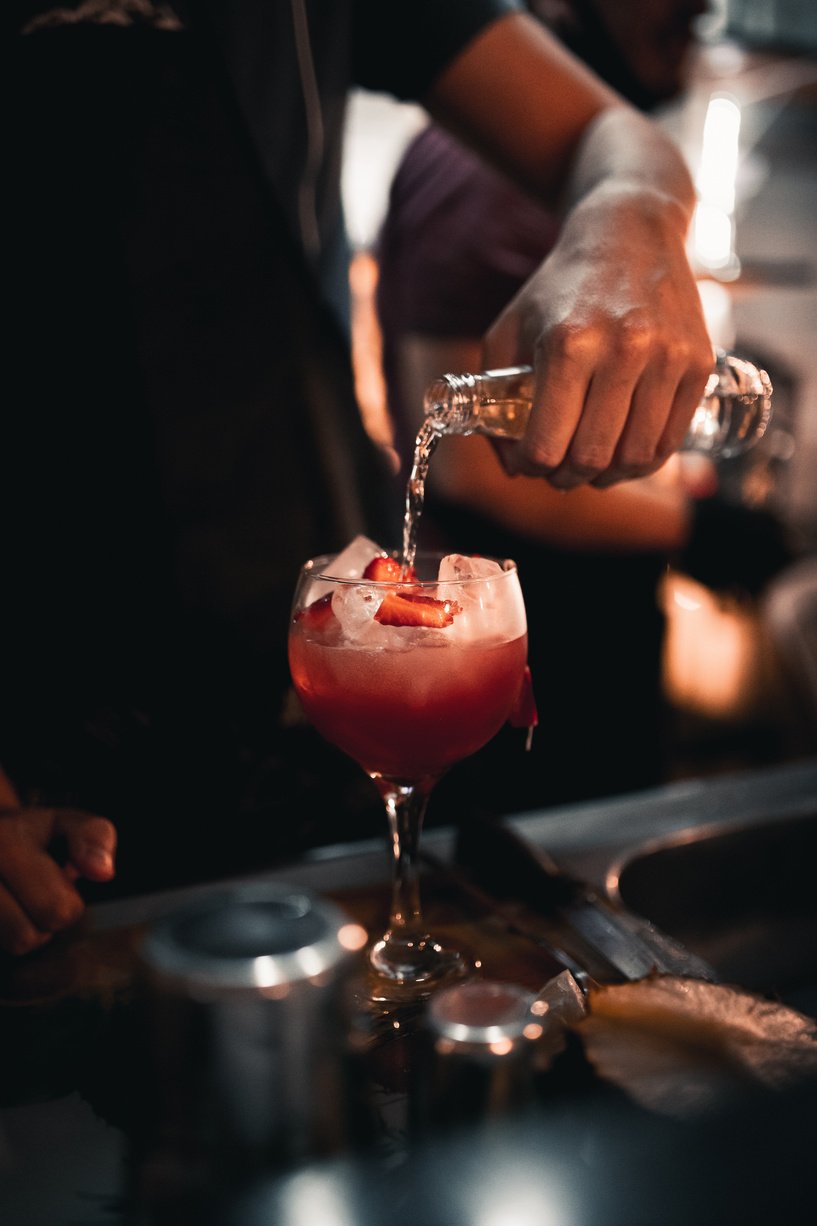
xmin=489 ymin=1038 xmax=514 ymax=1056
xmin=279 ymin=1169 xmax=357 ymax=1226
xmin=338 ymin=922 xmax=368 ymax=952
xmin=697 ymin=95 xmax=741 ymax=211
xmin=661 ymin=571 xmax=763 ymax=718
xmin=692 ymin=94 xmax=742 ymax=279
xmin=696 ymin=278 xmax=736 ymax=351
xmin=672 ymin=584 xmax=703 ymax=612
xmin=468 ymin=1158 xmax=571 ymax=1226
xmin=693 ymin=205 xmax=735 ymax=271
xmin=253 ymin=957 xmax=290 ymax=991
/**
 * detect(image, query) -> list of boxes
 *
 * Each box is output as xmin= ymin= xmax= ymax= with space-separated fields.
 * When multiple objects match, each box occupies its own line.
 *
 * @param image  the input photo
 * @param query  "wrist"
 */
xmin=569 ymin=107 xmax=696 ymax=227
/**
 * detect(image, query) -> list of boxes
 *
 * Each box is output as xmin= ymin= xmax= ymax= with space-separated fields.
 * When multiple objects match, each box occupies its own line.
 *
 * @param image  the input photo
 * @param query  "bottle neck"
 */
xmin=423 ymin=373 xmax=480 ymax=434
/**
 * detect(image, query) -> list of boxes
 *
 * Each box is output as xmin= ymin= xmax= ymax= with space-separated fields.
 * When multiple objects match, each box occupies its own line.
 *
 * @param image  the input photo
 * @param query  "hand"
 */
xmin=485 ymin=182 xmax=713 ymax=491
xmin=0 ymin=774 xmax=116 ymax=955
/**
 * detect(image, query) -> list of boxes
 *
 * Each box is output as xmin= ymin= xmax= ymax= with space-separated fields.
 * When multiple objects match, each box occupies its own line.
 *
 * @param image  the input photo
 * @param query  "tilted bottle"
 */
xmin=423 ymin=350 xmax=772 ymax=459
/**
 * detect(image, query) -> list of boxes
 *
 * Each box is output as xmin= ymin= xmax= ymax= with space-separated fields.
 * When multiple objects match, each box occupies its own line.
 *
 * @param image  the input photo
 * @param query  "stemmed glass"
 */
xmin=288 ymin=545 xmax=529 ymax=1003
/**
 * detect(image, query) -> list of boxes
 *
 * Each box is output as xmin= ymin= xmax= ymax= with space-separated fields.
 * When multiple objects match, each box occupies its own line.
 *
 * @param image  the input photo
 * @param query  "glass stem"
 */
xmin=368 ymin=775 xmax=467 ymax=996
xmin=377 ymin=778 xmax=432 ymax=941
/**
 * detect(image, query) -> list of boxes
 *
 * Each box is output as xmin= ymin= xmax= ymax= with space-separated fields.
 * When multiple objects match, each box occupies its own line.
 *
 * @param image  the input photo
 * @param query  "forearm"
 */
xmin=426 ymin=10 xmax=620 ymax=206
xmin=425 ymin=9 xmax=713 ymax=489
xmin=434 ymin=437 xmax=692 ymax=553
xmin=427 ymin=11 xmax=694 ymax=220
xmin=563 ymin=107 xmax=696 ymax=222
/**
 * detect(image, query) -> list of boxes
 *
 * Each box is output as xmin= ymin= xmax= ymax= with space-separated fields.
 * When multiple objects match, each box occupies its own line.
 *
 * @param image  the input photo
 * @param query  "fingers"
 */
xmin=60 ymin=811 xmax=117 ymax=882
xmin=588 ymin=354 xmax=695 ymax=489
xmin=495 ymin=328 xmax=713 ymax=489
xmin=0 ymin=806 xmax=117 ymax=956
xmin=482 ymin=182 xmax=715 ymax=489
xmin=528 ymin=334 xmax=641 ymax=489
xmin=0 ymin=811 xmax=86 ymax=955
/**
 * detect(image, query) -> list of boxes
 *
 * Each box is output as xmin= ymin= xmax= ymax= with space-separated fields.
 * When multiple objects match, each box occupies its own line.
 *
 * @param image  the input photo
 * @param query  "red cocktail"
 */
xmin=289 ymin=628 xmax=526 ymax=782
xmin=289 ymin=544 xmax=530 ymax=1001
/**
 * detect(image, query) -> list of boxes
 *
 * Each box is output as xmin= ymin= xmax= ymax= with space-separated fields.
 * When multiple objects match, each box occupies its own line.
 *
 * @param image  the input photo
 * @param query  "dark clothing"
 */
xmin=4 ymin=0 xmax=519 ymax=893
xmin=376 ymin=126 xmax=669 ymax=815
xmin=377 ymin=124 xmax=562 ymax=459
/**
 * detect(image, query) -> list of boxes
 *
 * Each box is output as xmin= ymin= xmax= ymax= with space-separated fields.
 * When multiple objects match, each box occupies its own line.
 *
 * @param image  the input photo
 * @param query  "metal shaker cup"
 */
xmin=135 ymin=881 xmax=368 ymax=1206
xmin=412 ymin=979 xmax=547 ymax=1136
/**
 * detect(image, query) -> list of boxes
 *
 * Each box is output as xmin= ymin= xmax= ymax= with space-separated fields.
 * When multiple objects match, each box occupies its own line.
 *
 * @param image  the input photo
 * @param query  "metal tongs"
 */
xmin=426 ymin=811 xmax=717 ymax=989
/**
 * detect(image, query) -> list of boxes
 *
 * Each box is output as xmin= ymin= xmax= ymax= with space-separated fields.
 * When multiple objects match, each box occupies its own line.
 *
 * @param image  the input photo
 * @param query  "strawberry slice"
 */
xmin=363 ymin=555 xmax=417 ymax=583
xmin=295 ymin=592 xmax=337 ymax=632
xmin=363 ymin=555 xmax=403 ymax=582
xmin=508 ymin=665 xmax=538 ymax=750
xmin=375 ymin=590 xmax=461 ymax=628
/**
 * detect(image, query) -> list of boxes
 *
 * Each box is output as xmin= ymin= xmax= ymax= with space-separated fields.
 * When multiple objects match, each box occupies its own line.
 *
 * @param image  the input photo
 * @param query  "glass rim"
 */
xmin=300 ymin=550 xmax=519 ymax=588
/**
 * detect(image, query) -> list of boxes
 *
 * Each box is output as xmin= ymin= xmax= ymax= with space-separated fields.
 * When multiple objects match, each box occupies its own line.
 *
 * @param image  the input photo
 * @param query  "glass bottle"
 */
xmin=423 ymin=350 xmax=773 ymax=459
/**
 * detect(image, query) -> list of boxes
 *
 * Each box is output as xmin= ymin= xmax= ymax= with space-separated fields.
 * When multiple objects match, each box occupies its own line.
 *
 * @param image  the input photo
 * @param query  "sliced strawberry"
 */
xmin=362 ymin=555 xmax=417 ymax=583
xmin=295 ymin=592 xmax=337 ymax=632
xmin=375 ymin=590 xmax=461 ymax=628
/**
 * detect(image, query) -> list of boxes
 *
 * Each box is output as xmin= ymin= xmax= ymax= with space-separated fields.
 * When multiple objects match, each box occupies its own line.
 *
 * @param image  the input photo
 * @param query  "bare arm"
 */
xmin=425 ymin=12 xmax=713 ymax=489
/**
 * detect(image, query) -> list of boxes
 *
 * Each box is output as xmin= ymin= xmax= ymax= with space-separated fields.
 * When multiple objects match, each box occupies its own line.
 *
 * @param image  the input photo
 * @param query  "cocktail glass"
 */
xmin=288 ymin=549 xmax=529 ymax=1003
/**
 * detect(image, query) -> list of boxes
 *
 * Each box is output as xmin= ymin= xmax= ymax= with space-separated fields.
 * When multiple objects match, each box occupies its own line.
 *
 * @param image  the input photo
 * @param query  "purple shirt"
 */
xmin=376 ymin=124 xmax=561 ymax=451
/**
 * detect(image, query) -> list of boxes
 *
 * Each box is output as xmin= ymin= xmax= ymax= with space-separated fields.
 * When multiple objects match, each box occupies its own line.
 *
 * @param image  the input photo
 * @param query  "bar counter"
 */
xmin=2 ymin=756 xmax=816 ymax=1224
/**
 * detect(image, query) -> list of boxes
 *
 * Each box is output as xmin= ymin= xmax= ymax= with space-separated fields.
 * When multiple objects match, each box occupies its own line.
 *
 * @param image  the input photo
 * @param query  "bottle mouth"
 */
xmin=423 ymin=372 xmax=477 ymax=430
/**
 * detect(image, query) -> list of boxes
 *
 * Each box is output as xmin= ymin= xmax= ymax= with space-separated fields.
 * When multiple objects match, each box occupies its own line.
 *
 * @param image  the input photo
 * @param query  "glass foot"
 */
xmin=367 ymin=932 xmax=472 ymax=1003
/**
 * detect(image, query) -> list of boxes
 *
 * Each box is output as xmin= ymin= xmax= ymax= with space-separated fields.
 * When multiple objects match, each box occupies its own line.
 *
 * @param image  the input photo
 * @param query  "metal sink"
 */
xmin=606 ymin=808 xmax=817 ymax=1017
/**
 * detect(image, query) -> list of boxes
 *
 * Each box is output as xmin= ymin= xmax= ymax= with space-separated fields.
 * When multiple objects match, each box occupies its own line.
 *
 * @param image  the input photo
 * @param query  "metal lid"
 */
xmin=140 ymin=882 xmax=362 ymax=994
xmin=427 ymin=980 xmax=539 ymax=1046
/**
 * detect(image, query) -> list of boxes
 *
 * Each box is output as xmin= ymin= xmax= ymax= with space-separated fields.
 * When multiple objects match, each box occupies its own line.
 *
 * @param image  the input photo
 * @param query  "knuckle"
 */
xmin=617 ymin=441 xmax=659 ymax=470
xmin=567 ymin=442 xmax=613 ymax=475
xmin=674 ymin=338 xmax=713 ymax=384
xmin=35 ymin=894 xmax=83 ymax=934
xmin=543 ymin=322 xmax=596 ymax=366
xmin=614 ymin=320 xmax=654 ymax=365
xmin=3 ymin=923 xmax=43 ymax=957
xmin=523 ymin=436 xmax=565 ymax=471
xmin=549 ymin=469 xmax=583 ymax=491
xmin=694 ymin=353 xmax=716 ymax=384
xmin=656 ymin=432 xmax=681 ymax=462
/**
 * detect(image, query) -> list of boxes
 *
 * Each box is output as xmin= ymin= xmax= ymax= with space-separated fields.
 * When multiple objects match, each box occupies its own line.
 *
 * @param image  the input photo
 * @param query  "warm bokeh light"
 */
xmin=692 ymin=93 xmax=742 ymax=278
xmin=338 ymin=921 xmax=369 ymax=952
xmin=660 ymin=569 xmax=764 ymax=718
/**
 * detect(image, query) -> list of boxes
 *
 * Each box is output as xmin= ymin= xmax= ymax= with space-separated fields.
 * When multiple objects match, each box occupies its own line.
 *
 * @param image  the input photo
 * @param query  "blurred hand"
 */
xmin=0 ymin=772 xmax=116 ymax=956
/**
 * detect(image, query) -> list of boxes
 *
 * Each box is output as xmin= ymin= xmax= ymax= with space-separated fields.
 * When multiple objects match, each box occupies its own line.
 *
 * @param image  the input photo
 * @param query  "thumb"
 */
xmin=59 ymin=811 xmax=118 ymax=882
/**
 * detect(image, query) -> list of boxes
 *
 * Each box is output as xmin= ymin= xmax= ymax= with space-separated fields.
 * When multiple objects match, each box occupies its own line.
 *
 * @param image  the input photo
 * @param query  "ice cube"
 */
xmin=332 ymin=584 xmax=381 ymax=639
xmin=438 ymin=554 xmax=506 ymax=583
xmin=332 ymin=584 xmax=437 ymax=651
xmin=438 ymin=554 xmax=527 ymax=644
xmin=304 ymin=534 xmax=386 ymax=604
xmin=330 ymin=534 xmax=387 ymax=579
